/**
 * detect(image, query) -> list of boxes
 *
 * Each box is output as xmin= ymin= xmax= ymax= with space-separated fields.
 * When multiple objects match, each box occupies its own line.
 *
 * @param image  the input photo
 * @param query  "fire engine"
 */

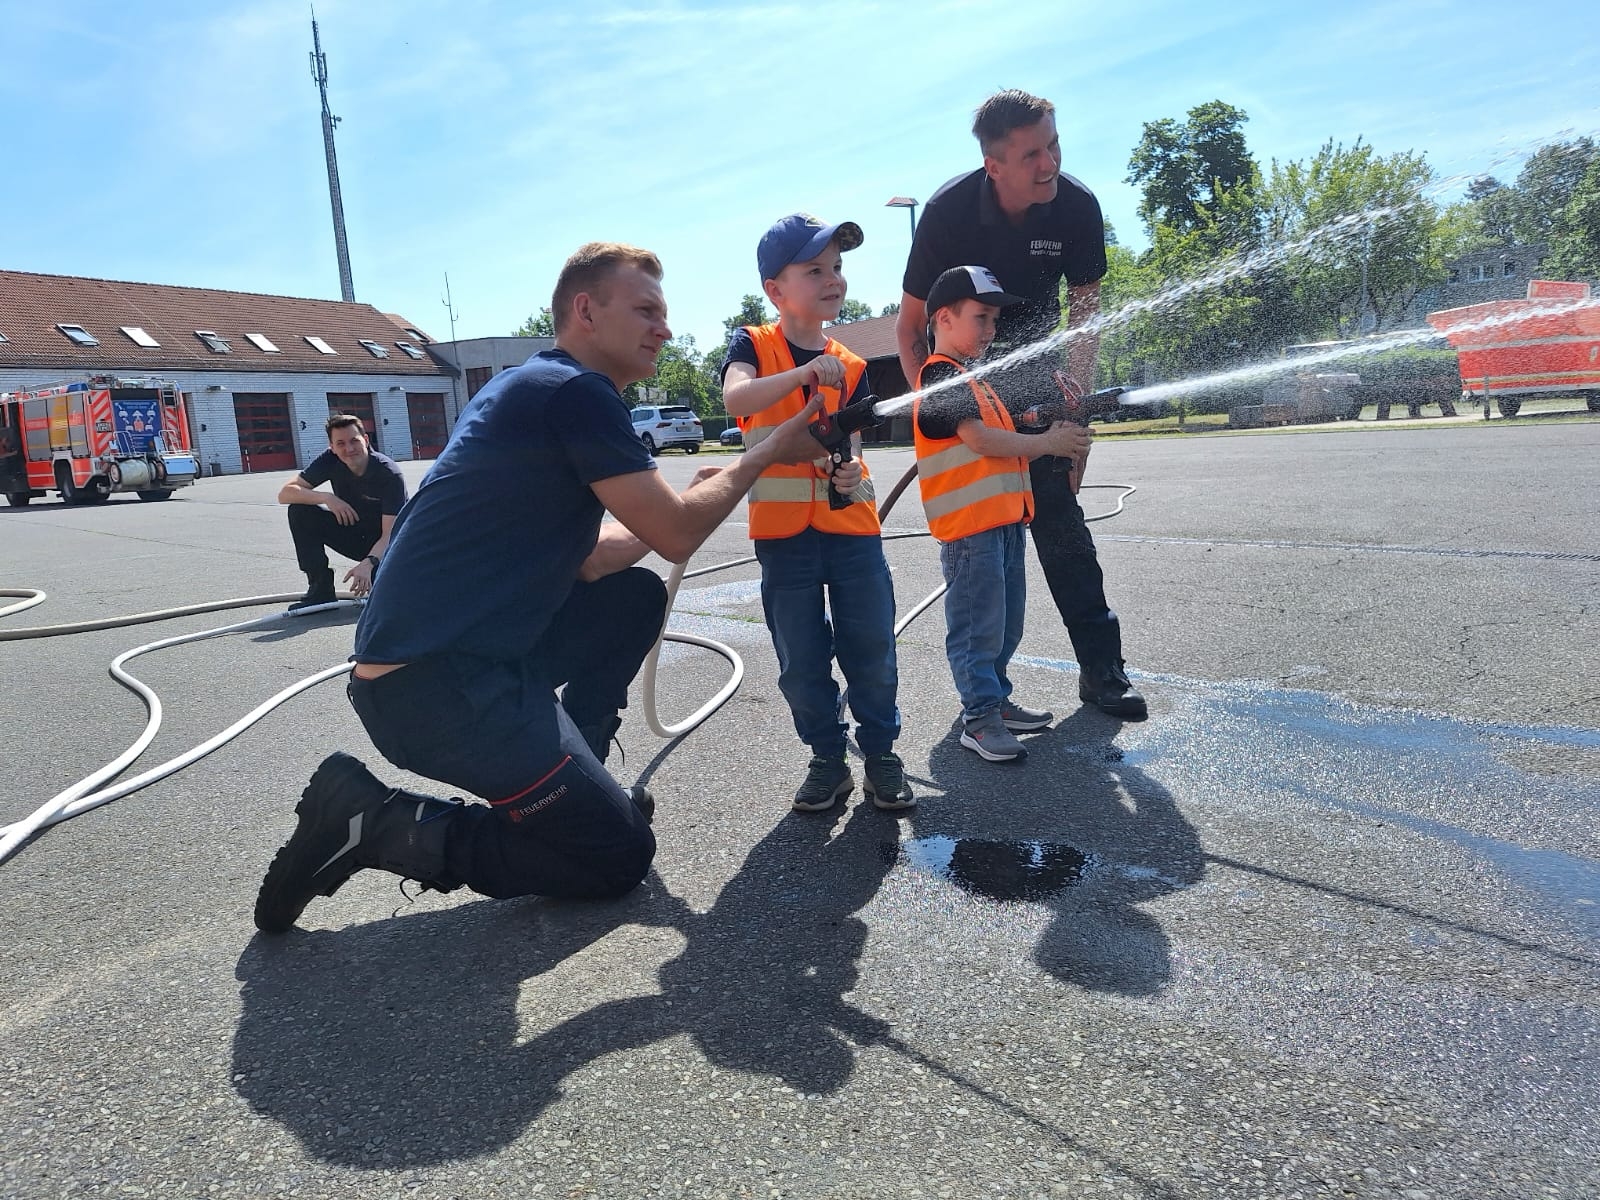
xmin=0 ymin=375 xmax=200 ymax=506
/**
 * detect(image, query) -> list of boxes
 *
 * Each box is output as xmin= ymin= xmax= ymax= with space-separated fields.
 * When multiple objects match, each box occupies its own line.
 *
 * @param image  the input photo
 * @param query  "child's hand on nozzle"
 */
xmin=800 ymin=355 xmax=846 ymax=392
xmin=830 ymin=457 xmax=863 ymax=495
xmin=1045 ymin=421 xmax=1092 ymax=462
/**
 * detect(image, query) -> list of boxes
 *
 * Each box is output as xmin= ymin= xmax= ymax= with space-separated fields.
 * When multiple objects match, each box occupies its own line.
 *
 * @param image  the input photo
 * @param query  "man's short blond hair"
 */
xmin=551 ymin=242 xmax=663 ymax=335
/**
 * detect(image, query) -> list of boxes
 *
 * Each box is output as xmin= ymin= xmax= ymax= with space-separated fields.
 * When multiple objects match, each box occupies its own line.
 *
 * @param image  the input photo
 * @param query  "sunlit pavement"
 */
xmin=2 ymin=420 xmax=1595 ymax=1199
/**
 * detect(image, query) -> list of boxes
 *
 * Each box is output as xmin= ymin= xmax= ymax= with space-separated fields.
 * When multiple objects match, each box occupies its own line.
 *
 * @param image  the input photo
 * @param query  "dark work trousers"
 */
xmin=1027 ymin=458 xmax=1122 ymax=668
xmin=287 ymin=503 xmax=381 ymax=575
xmin=987 ymin=355 xmax=1124 ymax=669
xmin=347 ymin=567 xmax=669 ymax=901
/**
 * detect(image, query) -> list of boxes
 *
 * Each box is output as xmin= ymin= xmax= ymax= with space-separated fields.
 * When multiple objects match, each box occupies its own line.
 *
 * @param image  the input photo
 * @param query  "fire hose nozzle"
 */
xmin=807 ymin=392 xmax=884 ymax=509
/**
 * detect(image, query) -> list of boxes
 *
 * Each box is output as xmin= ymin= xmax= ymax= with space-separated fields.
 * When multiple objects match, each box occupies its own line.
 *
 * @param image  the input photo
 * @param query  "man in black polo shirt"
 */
xmin=895 ymin=88 xmax=1146 ymax=719
xmin=276 ymin=413 xmax=408 ymax=610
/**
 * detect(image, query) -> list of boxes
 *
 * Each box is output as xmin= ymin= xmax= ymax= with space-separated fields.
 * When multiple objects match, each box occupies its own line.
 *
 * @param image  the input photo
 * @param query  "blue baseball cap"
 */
xmin=757 ymin=213 xmax=865 ymax=281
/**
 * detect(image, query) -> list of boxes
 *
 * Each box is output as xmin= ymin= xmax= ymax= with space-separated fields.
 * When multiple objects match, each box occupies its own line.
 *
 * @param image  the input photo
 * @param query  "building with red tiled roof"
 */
xmin=0 ymin=269 xmax=458 ymax=474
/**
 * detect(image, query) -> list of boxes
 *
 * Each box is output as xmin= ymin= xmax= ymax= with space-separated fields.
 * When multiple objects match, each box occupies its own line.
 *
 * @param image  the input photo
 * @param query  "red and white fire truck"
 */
xmin=1427 ymin=279 xmax=1600 ymax=418
xmin=0 ymin=375 xmax=200 ymax=506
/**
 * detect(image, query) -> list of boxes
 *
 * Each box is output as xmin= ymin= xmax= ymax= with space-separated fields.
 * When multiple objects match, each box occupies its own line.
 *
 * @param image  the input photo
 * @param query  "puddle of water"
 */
xmin=897 ymin=835 xmax=1091 ymax=902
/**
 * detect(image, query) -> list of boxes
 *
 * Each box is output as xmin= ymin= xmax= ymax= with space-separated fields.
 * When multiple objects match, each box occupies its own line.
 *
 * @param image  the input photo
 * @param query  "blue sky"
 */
xmin=4 ymin=1 xmax=1597 ymax=352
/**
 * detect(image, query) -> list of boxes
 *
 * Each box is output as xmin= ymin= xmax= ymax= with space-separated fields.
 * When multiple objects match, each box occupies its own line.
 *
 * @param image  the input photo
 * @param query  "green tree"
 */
xmin=1466 ymin=176 xmax=1517 ymax=247
xmin=637 ymin=335 xmax=717 ymax=417
xmin=828 ymin=299 xmax=874 ymax=325
xmin=1256 ymin=139 xmax=1440 ymax=336
xmin=1543 ymin=157 xmax=1600 ymax=280
xmin=514 ymin=307 xmax=556 ymax=337
xmin=878 ymin=301 xmax=901 ymax=317
xmin=1126 ymin=100 xmax=1257 ymax=235
xmin=1508 ymin=137 xmax=1599 ymax=245
xmin=698 ymin=295 xmax=773 ymax=415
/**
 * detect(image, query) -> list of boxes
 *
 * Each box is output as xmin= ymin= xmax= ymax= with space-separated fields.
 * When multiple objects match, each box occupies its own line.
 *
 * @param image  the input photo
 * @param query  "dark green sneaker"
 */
xmin=862 ymin=752 xmax=916 ymax=811
xmin=792 ymin=755 xmax=852 ymax=813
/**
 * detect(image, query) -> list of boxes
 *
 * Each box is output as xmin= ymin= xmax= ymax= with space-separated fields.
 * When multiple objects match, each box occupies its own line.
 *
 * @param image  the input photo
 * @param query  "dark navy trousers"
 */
xmin=348 ymin=567 xmax=667 ymax=901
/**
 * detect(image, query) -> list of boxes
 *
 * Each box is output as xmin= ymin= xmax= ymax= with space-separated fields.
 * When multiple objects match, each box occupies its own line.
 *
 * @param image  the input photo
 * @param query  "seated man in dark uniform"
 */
xmin=276 ymin=413 xmax=407 ymax=609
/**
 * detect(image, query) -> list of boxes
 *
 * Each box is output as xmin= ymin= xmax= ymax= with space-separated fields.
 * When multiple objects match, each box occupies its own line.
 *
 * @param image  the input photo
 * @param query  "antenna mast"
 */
xmin=310 ymin=8 xmax=356 ymax=302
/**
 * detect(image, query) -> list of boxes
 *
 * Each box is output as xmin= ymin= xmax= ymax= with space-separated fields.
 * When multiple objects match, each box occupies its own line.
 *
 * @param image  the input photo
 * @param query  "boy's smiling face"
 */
xmin=765 ymin=238 xmax=847 ymax=324
xmin=934 ymin=297 xmax=1001 ymax=362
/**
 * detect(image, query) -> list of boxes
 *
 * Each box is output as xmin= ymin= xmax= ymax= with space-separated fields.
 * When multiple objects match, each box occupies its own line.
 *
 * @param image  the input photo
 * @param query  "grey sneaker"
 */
xmin=793 ymin=755 xmax=853 ymax=812
xmin=862 ymin=752 xmax=916 ymax=811
xmin=1000 ymin=701 xmax=1054 ymax=731
xmin=960 ymin=711 xmax=1027 ymax=762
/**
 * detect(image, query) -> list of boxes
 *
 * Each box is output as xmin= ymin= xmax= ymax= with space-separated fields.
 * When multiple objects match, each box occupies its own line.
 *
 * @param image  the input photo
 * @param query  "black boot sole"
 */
xmin=253 ymin=753 xmax=387 ymax=934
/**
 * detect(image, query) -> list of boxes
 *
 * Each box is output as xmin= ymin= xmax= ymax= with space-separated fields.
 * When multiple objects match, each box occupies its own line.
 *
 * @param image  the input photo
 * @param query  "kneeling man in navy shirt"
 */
xmin=255 ymin=242 xmax=825 ymax=933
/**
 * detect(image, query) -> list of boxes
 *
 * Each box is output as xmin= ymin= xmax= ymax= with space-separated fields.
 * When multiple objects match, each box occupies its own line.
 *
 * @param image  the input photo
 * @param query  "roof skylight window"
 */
xmin=358 ymin=339 xmax=390 ymax=359
xmin=57 ymin=323 xmax=100 ymax=347
xmin=121 ymin=326 xmax=160 ymax=348
xmin=304 ymin=336 xmax=337 ymax=355
xmin=394 ymin=340 xmax=425 ymax=359
xmin=195 ymin=330 xmax=232 ymax=354
xmin=245 ymin=332 xmax=280 ymax=353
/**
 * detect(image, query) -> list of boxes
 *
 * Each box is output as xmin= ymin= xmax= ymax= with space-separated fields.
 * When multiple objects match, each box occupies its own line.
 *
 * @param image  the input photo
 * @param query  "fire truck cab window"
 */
xmin=56 ymin=323 xmax=100 ymax=347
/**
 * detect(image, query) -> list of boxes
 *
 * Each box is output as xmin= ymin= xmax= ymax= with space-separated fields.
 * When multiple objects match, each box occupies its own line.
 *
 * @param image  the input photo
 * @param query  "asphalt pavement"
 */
xmin=1 ymin=418 xmax=1596 ymax=1199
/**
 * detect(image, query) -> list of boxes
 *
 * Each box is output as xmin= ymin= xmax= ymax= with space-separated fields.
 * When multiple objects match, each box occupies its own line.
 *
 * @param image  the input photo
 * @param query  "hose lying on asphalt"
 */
xmin=1 ymin=466 xmax=1134 ymax=864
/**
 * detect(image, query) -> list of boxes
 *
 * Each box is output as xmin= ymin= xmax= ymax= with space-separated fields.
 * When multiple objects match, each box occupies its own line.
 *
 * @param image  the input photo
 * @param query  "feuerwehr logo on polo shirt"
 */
xmin=1030 ymin=238 xmax=1063 ymax=256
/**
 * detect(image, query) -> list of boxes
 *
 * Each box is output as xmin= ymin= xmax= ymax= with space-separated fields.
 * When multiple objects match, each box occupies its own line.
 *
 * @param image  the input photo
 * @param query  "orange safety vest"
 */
xmin=736 ymin=324 xmax=881 ymax=540
xmin=913 ymin=353 xmax=1033 ymax=543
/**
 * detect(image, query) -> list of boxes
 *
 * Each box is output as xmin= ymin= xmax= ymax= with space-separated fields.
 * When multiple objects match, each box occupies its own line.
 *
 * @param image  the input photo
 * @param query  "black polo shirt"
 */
xmin=299 ymin=448 xmax=407 ymax=526
xmin=903 ymin=167 xmax=1107 ymax=349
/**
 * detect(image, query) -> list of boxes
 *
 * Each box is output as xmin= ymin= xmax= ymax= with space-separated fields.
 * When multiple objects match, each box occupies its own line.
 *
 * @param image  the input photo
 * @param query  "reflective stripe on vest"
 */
xmin=912 ymin=353 xmax=1032 ymax=542
xmin=736 ymin=324 xmax=881 ymax=540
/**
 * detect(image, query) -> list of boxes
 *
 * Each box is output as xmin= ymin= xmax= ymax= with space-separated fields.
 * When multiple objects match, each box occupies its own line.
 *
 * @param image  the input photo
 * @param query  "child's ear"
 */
xmin=761 ymin=277 xmax=783 ymax=307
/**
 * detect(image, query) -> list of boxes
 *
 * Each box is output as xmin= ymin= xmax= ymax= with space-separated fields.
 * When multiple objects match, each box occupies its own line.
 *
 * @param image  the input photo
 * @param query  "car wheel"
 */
xmin=56 ymin=463 xmax=82 ymax=504
xmin=137 ymin=489 xmax=174 ymax=502
xmin=686 ymin=442 xmax=700 ymax=454
xmin=641 ymin=434 xmax=657 ymax=456
xmin=6 ymin=491 xmax=31 ymax=507
xmin=1496 ymin=397 xmax=1522 ymax=418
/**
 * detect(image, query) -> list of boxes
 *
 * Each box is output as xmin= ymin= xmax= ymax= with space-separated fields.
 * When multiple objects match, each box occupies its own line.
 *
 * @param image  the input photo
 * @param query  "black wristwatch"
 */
xmin=364 ymin=554 xmax=380 ymax=568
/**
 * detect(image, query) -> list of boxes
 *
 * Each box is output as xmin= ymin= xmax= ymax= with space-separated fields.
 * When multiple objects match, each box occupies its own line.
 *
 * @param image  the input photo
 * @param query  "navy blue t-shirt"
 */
xmin=353 ymin=349 xmax=655 ymax=663
xmin=720 ymin=328 xmax=873 ymax=407
xmin=903 ymin=167 xmax=1107 ymax=350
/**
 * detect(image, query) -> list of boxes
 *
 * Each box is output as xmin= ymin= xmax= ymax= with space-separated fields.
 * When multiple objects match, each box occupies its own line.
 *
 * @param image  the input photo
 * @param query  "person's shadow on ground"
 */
xmin=919 ymin=705 xmax=1205 ymax=996
xmin=231 ymin=799 xmax=897 ymax=1167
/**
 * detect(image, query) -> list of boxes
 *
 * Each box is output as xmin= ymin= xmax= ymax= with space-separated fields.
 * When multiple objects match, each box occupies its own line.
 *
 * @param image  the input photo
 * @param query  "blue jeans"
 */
xmin=754 ymin=528 xmax=901 ymax=758
xmin=940 ymin=522 xmax=1027 ymax=722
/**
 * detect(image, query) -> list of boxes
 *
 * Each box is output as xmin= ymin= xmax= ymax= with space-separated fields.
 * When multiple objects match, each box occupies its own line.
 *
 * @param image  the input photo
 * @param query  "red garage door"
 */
xmin=407 ymin=393 xmax=448 ymax=458
xmin=232 ymin=394 xmax=295 ymax=473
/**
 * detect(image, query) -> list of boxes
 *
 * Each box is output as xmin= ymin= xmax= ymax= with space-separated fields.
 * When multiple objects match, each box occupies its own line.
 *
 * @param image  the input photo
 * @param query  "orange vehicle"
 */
xmin=1426 ymin=279 xmax=1600 ymax=418
xmin=0 ymin=374 xmax=200 ymax=506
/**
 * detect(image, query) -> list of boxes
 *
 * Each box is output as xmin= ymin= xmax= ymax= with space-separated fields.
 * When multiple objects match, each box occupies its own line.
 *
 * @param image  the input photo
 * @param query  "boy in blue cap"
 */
xmin=720 ymin=214 xmax=912 ymax=812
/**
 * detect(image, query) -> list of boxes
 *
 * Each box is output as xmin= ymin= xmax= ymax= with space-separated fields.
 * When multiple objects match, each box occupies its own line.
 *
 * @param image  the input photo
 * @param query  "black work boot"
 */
xmin=254 ymin=752 xmax=464 ymax=934
xmin=287 ymin=567 xmax=337 ymax=612
xmin=1079 ymin=661 xmax=1148 ymax=720
xmin=627 ymin=785 xmax=655 ymax=825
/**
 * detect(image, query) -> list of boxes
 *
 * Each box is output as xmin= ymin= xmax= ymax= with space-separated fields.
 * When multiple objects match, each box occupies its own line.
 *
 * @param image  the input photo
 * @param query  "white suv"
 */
xmin=629 ymin=405 xmax=703 ymax=455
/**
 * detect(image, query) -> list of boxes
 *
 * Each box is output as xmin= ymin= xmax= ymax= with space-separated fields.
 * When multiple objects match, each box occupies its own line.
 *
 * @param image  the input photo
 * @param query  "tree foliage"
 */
xmin=1126 ymin=101 xmax=1256 ymax=235
xmin=514 ymin=307 xmax=555 ymax=337
xmin=1543 ymin=157 xmax=1600 ymax=280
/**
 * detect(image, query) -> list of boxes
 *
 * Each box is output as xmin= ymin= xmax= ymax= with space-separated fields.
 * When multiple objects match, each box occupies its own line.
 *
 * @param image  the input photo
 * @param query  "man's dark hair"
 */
xmin=551 ymin=242 xmax=664 ymax=336
xmin=972 ymin=90 xmax=1056 ymax=157
xmin=325 ymin=413 xmax=365 ymax=439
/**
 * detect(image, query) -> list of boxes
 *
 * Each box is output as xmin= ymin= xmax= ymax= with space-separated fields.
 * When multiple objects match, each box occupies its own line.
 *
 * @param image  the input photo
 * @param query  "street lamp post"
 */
xmin=886 ymin=195 xmax=918 ymax=238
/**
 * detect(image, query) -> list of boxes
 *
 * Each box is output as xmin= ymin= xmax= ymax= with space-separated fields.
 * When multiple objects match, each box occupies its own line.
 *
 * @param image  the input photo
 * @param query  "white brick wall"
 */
xmin=0 ymin=367 xmax=456 ymax=475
